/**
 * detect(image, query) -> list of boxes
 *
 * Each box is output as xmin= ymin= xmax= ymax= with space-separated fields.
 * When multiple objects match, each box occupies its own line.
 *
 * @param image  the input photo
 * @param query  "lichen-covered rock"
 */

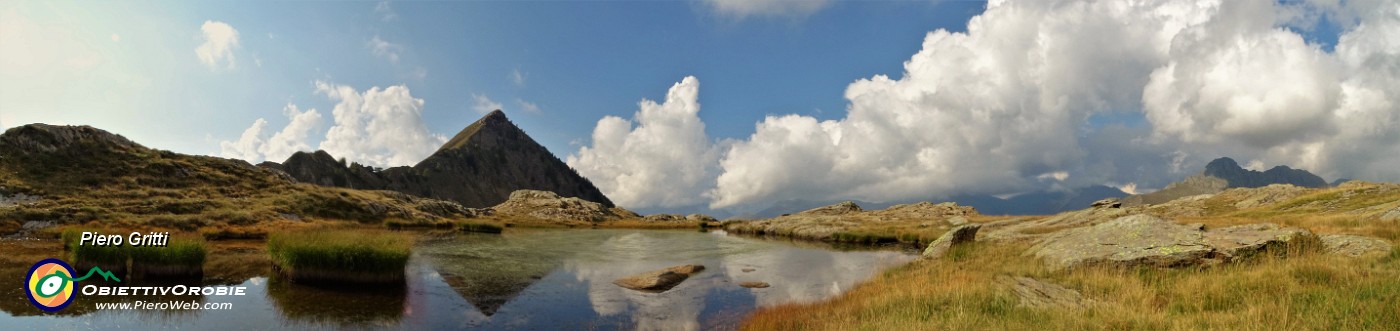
xmin=685 ymin=214 xmax=718 ymax=223
xmin=923 ymin=224 xmax=982 ymax=259
xmin=1091 ymin=198 xmax=1121 ymax=208
xmin=1028 ymin=215 xmax=1215 ymax=270
xmin=874 ymin=201 xmax=977 ymax=219
xmin=799 ymin=201 xmax=863 ymax=216
xmin=739 ymin=281 xmax=770 ymax=289
xmin=1203 ymin=223 xmax=1314 ymax=261
xmin=642 ymin=214 xmax=685 ymax=222
xmin=996 ymin=276 xmax=1092 ymax=309
xmin=1319 ymin=234 xmax=1393 ymax=257
xmin=613 ymin=265 xmax=705 ymax=293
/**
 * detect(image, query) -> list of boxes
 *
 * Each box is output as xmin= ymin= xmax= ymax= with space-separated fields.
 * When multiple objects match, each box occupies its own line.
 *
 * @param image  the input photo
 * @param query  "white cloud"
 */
xmin=510 ymin=68 xmax=526 ymax=87
xmin=471 ymin=94 xmax=502 ymax=114
xmin=316 ymin=81 xmax=448 ymax=167
xmin=218 ymin=104 xmax=323 ymax=163
xmin=705 ymin=0 xmax=832 ymax=18
xmin=221 ymin=83 xmax=445 ymax=167
xmin=367 ymin=35 xmax=402 ymax=64
xmin=516 ymin=99 xmax=541 ymax=113
xmin=110 ymin=33 xmax=120 ymax=42
xmin=375 ymin=1 xmax=398 ymax=22
xmin=195 ymin=20 xmax=239 ymax=70
xmin=568 ymin=76 xmax=721 ymax=209
xmin=689 ymin=0 xmax=1400 ymax=209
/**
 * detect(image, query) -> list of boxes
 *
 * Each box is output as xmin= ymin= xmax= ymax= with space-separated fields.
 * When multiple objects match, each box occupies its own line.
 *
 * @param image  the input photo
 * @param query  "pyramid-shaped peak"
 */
xmin=437 ymin=109 xmax=520 ymax=153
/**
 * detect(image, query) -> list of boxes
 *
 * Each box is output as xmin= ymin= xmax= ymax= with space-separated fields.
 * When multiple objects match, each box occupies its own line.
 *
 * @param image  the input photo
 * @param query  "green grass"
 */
xmin=71 ymin=240 xmax=130 ymax=265
xmin=384 ymin=218 xmax=453 ymax=230
xmin=129 ymin=236 xmax=206 ymax=266
xmin=268 ymin=229 xmax=411 ymax=283
xmin=458 ymin=221 xmax=504 ymax=234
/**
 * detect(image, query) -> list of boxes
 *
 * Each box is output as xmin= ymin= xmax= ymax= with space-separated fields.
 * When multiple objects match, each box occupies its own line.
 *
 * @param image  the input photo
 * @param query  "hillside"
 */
xmin=1124 ymin=157 xmax=1329 ymax=206
xmin=260 ymin=110 xmax=614 ymax=209
xmin=0 ymin=124 xmax=478 ymax=236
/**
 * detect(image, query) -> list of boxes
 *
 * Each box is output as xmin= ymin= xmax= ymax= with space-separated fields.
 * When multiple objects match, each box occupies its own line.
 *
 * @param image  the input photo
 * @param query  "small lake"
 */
xmin=1 ymin=229 xmax=916 ymax=330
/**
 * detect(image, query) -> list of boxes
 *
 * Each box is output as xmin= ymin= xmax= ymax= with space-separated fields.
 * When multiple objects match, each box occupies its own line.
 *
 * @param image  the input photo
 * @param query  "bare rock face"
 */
xmin=642 ymin=214 xmax=685 ymax=222
xmin=1090 ymin=198 xmax=1122 ymax=208
xmin=799 ymin=201 xmax=863 ymax=216
xmin=686 ymin=214 xmax=718 ymax=223
xmin=1029 ymin=215 xmax=1216 ymax=270
xmin=923 ymin=224 xmax=982 ymax=259
xmin=996 ymin=276 xmax=1092 ymax=309
xmin=493 ymin=190 xmax=637 ymax=223
xmin=1381 ymin=207 xmax=1400 ymax=221
xmin=1320 ymin=234 xmax=1393 ymax=257
xmin=613 ymin=265 xmax=705 ymax=293
xmin=1203 ymin=223 xmax=1314 ymax=261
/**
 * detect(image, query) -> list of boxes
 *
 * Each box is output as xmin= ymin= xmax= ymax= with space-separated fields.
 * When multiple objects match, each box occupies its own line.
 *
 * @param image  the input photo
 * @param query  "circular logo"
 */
xmin=25 ymin=258 xmax=77 ymax=312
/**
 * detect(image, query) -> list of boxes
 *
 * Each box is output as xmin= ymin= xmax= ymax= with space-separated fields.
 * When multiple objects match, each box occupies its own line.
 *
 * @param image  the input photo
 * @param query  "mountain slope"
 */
xmin=1124 ymin=157 xmax=1329 ymax=206
xmin=261 ymin=110 xmax=614 ymax=208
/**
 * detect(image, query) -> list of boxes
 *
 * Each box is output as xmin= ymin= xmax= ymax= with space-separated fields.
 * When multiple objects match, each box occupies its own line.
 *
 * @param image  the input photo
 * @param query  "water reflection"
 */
xmin=0 ymin=229 xmax=914 ymax=330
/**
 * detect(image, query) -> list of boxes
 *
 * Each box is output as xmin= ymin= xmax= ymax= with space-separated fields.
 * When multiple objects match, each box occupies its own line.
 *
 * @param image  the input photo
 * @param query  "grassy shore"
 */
xmin=267 ymin=229 xmax=412 ymax=284
xmin=743 ymin=241 xmax=1400 ymax=330
xmin=741 ymin=184 xmax=1400 ymax=330
xmin=129 ymin=236 xmax=206 ymax=279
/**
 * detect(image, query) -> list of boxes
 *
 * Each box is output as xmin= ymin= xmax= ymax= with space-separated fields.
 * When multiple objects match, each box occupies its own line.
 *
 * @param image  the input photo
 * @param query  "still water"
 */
xmin=1 ymin=229 xmax=916 ymax=330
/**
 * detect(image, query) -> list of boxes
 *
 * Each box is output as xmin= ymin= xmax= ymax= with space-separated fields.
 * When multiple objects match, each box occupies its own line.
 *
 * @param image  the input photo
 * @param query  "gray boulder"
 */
xmin=1091 ymin=198 xmax=1121 ymax=208
xmin=923 ymin=224 xmax=982 ymax=259
xmin=1028 ymin=215 xmax=1215 ymax=270
xmin=1320 ymin=234 xmax=1393 ymax=257
xmin=1203 ymin=223 xmax=1314 ymax=261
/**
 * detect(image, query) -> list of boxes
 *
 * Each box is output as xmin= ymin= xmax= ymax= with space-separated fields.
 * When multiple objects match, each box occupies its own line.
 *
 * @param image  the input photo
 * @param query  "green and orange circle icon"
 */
xmin=26 ymin=258 xmax=77 ymax=312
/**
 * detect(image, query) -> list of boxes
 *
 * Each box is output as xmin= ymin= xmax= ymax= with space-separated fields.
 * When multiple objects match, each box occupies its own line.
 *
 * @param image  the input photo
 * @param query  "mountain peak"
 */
xmin=437 ymin=110 xmax=517 ymax=153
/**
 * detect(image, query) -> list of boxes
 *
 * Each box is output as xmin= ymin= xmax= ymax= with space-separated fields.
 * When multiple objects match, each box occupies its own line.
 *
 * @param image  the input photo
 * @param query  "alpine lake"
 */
xmin=1 ymin=229 xmax=916 ymax=330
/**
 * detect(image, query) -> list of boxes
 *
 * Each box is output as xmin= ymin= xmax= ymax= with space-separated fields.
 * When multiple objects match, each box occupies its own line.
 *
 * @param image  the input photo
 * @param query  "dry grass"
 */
xmin=743 ymin=241 xmax=1400 ymax=330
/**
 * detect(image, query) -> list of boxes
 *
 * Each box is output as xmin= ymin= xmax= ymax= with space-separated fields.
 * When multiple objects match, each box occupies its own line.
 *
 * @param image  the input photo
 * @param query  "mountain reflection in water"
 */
xmin=0 ymin=229 xmax=915 ymax=331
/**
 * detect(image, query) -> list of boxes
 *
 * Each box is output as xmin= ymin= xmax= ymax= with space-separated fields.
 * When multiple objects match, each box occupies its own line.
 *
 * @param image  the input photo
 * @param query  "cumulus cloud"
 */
xmin=596 ymin=0 xmax=1400 ymax=210
xmin=705 ymin=0 xmax=831 ymax=18
xmin=568 ymin=76 xmax=721 ymax=209
xmin=195 ymin=20 xmax=239 ymax=70
xmin=471 ymin=94 xmax=502 ymax=114
xmin=510 ymin=68 xmax=526 ymax=87
xmin=219 ymin=104 xmax=323 ymax=163
xmin=316 ymin=81 xmax=448 ymax=167
xmin=375 ymin=1 xmax=398 ymax=22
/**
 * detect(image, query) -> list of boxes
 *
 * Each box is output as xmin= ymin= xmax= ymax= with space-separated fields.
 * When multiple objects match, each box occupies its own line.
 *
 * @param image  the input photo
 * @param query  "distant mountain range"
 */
xmin=259 ymin=110 xmax=614 ymax=208
xmin=1123 ymin=157 xmax=1329 ymax=206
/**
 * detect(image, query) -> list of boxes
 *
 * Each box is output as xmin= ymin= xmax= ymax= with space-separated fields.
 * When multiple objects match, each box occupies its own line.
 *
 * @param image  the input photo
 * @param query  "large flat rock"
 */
xmin=612 ymin=264 xmax=705 ymax=293
xmin=1029 ymin=214 xmax=1215 ymax=270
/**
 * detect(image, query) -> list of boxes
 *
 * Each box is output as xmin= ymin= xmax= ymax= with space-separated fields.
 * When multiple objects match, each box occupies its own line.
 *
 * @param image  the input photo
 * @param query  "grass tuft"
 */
xmin=268 ymin=229 xmax=411 ymax=284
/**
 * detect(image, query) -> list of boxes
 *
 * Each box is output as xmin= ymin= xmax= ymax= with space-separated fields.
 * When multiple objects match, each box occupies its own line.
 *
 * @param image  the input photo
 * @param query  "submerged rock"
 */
xmin=923 ymin=224 xmax=982 ymax=259
xmin=613 ymin=264 xmax=705 ymax=293
xmin=739 ymin=281 xmax=770 ymax=289
xmin=1320 ymin=234 xmax=1393 ymax=257
xmin=996 ymin=276 xmax=1092 ymax=309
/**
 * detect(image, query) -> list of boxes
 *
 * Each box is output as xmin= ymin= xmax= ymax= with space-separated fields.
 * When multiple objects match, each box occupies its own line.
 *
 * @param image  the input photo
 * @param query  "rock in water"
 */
xmin=613 ymin=265 xmax=705 ymax=293
xmin=1203 ymin=223 xmax=1314 ymax=261
xmin=996 ymin=276 xmax=1092 ymax=309
xmin=923 ymin=224 xmax=982 ymax=259
xmin=739 ymin=281 xmax=770 ymax=289
xmin=1320 ymin=234 xmax=1393 ymax=257
xmin=1029 ymin=215 xmax=1215 ymax=270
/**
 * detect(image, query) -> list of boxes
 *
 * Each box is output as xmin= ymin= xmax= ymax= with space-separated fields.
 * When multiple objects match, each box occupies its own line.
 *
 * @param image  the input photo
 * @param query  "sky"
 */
xmin=3 ymin=0 xmax=1399 ymax=214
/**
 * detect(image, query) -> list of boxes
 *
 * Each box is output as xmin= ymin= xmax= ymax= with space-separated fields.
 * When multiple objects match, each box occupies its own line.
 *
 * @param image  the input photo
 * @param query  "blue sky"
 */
xmin=1 ymin=0 xmax=982 ymax=158
xmin=4 ymin=0 xmax=1397 ymax=213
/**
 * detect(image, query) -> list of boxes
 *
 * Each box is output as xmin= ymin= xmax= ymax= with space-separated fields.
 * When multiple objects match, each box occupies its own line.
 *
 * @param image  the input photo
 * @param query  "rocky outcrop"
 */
xmin=492 ymin=190 xmax=637 ymax=223
xmin=923 ymin=224 xmax=982 ymax=259
xmin=1203 ymin=223 xmax=1314 ymax=261
xmin=0 ymin=124 xmax=144 ymax=156
xmin=613 ymin=265 xmax=705 ymax=292
xmin=1030 ymin=215 xmax=1216 ymax=270
xmin=872 ymin=201 xmax=977 ymax=219
xmin=1123 ymin=175 xmax=1229 ymax=206
xmin=1319 ymin=234 xmax=1393 ymax=257
xmin=996 ymin=276 xmax=1092 ymax=309
xmin=799 ymin=201 xmax=863 ymax=216
xmin=1028 ymin=215 xmax=1321 ymax=270
xmin=260 ymin=110 xmax=615 ymax=209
